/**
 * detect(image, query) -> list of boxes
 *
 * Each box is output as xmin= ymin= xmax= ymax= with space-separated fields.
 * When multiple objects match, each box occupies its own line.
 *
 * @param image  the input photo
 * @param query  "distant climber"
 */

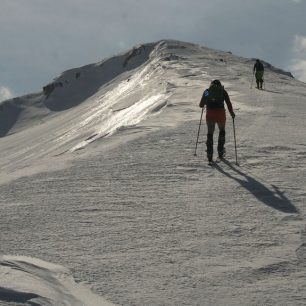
xmin=253 ymin=59 xmax=264 ymax=89
xmin=199 ymin=80 xmax=235 ymax=163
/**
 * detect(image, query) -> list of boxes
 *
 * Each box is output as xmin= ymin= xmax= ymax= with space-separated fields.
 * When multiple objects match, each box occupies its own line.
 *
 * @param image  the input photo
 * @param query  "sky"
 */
xmin=1 ymin=0 xmax=306 ymax=101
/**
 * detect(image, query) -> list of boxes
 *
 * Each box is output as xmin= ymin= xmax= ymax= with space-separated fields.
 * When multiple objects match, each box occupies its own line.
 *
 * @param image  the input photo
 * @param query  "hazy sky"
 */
xmin=1 ymin=0 xmax=306 ymax=100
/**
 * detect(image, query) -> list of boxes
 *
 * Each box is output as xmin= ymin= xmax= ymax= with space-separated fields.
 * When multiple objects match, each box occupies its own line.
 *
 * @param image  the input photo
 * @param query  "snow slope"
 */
xmin=0 ymin=40 xmax=306 ymax=305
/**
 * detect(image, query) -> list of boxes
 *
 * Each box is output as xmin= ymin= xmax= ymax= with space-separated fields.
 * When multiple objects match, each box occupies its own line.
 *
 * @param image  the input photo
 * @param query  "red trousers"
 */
xmin=206 ymin=108 xmax=226 ymax=124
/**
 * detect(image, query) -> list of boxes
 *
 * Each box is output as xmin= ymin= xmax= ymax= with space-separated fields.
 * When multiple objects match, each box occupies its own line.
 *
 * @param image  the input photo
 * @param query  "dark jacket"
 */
xmin=253 ymin=61 xmax=264 ymax=72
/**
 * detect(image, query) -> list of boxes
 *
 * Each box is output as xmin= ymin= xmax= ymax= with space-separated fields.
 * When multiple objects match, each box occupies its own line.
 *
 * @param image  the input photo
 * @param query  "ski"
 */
xmin=215 ymin=156 xmax=225 ymax=163
xmin=207 ymin=157 xmax=225 ymax=166
xmin=208 ymin=158 xmax=222 ymax=166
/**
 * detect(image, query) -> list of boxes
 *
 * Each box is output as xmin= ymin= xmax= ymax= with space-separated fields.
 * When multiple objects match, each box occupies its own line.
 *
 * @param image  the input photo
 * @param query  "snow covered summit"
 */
xmin=0 ymin=40 xmax=297 ymax=166
xmin=1 ymin=40 xmax=306 ymax=306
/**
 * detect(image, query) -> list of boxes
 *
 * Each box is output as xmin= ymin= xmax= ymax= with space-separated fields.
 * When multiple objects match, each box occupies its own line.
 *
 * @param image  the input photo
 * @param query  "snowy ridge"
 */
xmin=0 ymin=42 xmax=173 ymax=176
xmin=1 ymin=40 xmax=306 ymax=305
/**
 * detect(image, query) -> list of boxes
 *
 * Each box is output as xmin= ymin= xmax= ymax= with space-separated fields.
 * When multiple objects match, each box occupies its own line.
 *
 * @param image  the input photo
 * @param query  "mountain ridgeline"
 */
xmin=0 ymin=40 xmax=295 ymax=140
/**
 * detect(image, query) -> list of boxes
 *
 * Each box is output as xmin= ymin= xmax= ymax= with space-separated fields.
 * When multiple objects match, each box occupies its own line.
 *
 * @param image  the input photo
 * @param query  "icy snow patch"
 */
xmin=70 ymin=92 xmax=169 ymax=151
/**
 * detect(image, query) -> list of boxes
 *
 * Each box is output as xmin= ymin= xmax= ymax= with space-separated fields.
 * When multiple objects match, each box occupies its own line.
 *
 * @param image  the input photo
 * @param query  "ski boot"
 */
xmin=207 ymin=154 xmax=214 ymax=166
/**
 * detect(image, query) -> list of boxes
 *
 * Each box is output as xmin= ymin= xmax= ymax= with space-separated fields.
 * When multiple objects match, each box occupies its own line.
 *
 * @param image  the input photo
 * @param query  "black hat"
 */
xmin=211 ymin=79 xmax=221 ymax=86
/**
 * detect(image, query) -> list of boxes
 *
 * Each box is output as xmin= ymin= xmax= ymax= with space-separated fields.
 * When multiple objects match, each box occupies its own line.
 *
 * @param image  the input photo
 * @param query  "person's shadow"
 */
xmin=262 ymin=89 xmax=282 ymax=94
xmin=214 ymin=159 xmax=298 ymax=213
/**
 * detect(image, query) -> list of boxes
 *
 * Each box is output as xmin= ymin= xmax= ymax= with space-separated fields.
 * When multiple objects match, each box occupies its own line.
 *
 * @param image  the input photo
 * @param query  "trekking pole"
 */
xmin=232 ymin=117 xmax=239 ymax=166
xmin=194 ymin=107 xmax=204 ymax=156
xmin=250 ymin=72 xmax=254 ymax=89
xmin=263 ymin=76 xmax=265 ymax=90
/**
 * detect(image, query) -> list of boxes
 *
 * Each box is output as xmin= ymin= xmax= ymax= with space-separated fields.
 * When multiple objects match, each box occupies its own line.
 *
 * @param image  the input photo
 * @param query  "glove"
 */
xmin=230 ymin=111 xmax=235 ymax=119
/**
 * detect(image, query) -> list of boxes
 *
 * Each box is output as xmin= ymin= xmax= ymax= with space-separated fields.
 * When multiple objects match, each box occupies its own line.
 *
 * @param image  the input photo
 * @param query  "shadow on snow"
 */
xmin=214 ymin=159 xmax=298 ymax=214
xmin=0 ymin=287 xmax=39 ymax=305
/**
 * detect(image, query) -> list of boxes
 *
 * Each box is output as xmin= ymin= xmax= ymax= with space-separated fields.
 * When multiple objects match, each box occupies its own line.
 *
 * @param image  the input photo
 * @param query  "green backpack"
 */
xmin=204 ymin=80 xmax=224 ymax=108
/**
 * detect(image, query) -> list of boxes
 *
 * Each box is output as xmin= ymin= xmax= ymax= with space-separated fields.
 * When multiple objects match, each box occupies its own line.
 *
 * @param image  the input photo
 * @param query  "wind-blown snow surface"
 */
xmin=0 ymin=256 xmax=114 ymax=306
xmin=1 ymin=40 xmax=306 ymax=305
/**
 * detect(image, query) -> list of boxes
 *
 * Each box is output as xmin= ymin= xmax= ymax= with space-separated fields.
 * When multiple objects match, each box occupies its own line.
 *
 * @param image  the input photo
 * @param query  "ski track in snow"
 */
xmin=1 ymin=40 xmax=306 ymax=305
